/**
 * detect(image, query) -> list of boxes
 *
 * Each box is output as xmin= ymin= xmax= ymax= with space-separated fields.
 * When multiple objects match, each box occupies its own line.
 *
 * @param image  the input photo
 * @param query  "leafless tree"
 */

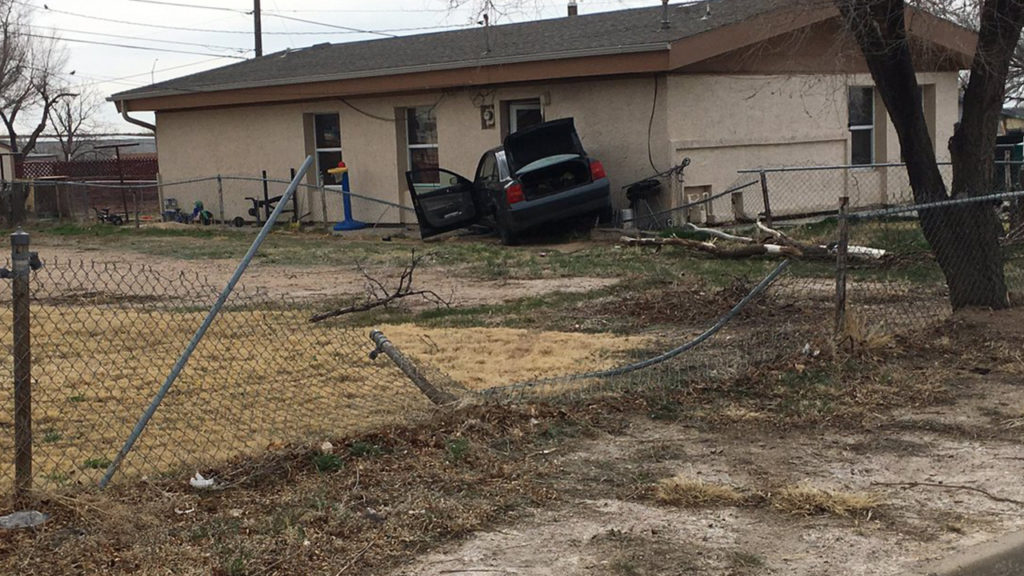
xmin=0 ymin=0 xmax=75 ymax=158
xmin=48 ymin=87 xmax=107 ymax=161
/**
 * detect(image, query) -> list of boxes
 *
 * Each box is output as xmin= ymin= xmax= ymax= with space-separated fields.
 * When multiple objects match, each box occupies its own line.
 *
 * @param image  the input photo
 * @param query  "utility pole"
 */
xmin=254 ymin=0 xmax=263 ymax=57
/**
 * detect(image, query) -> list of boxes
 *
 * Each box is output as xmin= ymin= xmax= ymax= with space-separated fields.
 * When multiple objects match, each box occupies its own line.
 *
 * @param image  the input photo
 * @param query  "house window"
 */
xmin=407 ymin=106 xmax=439 ymax=186
xmin=314 ymin=113 xmax=342 ymax=187
xmin=848 ymin=86 xmax=874 ymax=166
xmin=502 ymin=99 xmax=543 ymax=137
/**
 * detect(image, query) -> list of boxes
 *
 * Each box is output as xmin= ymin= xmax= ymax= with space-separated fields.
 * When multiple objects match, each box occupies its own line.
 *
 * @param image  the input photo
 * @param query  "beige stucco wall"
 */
xmin=154 ymin=77 xmax=670 ymax=226
xmin=153 ymin=69 xmax=960 ymax=226
xmin=667 ymin=71 xmax=960 ymax=220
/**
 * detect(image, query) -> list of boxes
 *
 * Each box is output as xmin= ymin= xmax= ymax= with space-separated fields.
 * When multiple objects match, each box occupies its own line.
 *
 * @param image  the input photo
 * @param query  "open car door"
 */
xmin=405 ymin=169 xmax=480 ymax=239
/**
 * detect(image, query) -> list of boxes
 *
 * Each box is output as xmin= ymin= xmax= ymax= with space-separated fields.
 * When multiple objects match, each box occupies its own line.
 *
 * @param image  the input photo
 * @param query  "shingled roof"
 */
xmin=112 ymin=0 xmax=797 ymax=102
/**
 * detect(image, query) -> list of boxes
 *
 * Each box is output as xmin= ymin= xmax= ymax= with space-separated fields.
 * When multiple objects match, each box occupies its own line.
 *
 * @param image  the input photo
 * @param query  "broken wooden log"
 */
xmin=620 ymin=236 xmax=803 ymax=258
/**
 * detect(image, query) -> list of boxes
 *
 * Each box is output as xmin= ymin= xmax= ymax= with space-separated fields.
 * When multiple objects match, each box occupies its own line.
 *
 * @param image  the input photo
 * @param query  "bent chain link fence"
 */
xmin=2 ymin=167 xmax=1023 ymax=495
xmin=0 ymin=253 xmax=436 ymax=493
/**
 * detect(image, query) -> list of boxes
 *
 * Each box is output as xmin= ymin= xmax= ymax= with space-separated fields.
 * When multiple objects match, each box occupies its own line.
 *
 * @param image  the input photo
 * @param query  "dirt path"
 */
xmin=394 ymin=385 xmax=1024 ymax=575
xmin=32 ymin=242 xmax=617 ymax=308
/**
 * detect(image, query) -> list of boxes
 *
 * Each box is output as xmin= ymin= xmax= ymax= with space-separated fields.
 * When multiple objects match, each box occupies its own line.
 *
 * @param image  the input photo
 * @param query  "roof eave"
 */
xmin=111 ymin=42 xmax=670 ymax=105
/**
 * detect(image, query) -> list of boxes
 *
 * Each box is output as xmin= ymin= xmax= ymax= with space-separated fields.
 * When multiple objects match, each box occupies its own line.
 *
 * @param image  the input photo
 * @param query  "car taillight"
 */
xmin=590 ymin=160 xmax=606 ymax=181
xmin=506 ymin=182 xmax=525 ymax=204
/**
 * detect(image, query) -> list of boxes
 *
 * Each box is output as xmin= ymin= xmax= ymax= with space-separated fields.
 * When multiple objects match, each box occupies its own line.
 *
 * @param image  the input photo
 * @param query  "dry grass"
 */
xmin=653 ymin=475 xmax=746 ymax=507
xmin=653 ymin=475 xmax=883 ymax=519
xmin=0 ymin=304 xmax=649 ymax=492
xmin=770 ymin=484 xmax=884 ymax=518
xmin=839 ymin=308 xmax=894 ymax=353
xmin=0 ymin=402 xmax=591 ymax=576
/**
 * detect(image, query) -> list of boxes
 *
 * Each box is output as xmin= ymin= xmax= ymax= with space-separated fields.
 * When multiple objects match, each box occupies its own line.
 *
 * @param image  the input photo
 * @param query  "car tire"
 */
xmin=496 ymin=211 xmax=519 ymax=246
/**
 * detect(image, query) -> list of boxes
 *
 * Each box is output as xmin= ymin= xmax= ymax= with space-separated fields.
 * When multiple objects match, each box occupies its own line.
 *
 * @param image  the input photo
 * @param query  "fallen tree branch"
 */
xmin=756 ymin=220 xmax=797 ymax=245
xmin=309 ymin=252 xmax=452 ymax=323
xmin=871 ymin=481 xmax=1024 ymax=506
xmin=620 ymin=236 xmax=803 ymax=258
xmin=682 ymin=222 xmax=754 ymax=243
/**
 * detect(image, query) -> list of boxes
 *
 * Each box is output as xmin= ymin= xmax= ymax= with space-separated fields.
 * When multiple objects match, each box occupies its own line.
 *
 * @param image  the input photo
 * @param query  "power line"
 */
xmin=263 ymin=13 xmax=398 ymax=38
xmin=49 ymin=26 xmax=248 ymax=53
xmin=23 ymin=32 xmax=249 ymax=59
xmin=123 ymin=0 xmax=251 ymax=13
xmin=66 ymin=57 xmax=239 ymax=88
xmin=36 ymin=3 xmax=461 ymax=37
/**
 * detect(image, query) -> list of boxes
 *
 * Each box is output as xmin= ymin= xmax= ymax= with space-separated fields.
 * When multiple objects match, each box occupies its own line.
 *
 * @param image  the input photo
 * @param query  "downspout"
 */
xmin=119 ymin=101 xmax=156 ymax=132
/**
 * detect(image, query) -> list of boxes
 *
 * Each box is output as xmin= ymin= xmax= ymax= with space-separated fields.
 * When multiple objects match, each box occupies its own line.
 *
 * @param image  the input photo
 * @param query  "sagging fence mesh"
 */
xmin=0 ymin=260 xmax=439 ymax=491
xmin=2 ymin=179 xmax=1023 ymax=496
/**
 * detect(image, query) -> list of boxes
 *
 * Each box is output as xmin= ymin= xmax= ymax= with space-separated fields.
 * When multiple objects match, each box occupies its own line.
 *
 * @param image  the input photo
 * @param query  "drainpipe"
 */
xmin=119 ymin=102 xmax=156 ymax=132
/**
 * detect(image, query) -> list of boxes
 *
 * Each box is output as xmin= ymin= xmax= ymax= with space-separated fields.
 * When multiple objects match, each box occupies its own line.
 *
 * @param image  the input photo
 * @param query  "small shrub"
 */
xmin=312 ymin=452 xmax=343 ymax=473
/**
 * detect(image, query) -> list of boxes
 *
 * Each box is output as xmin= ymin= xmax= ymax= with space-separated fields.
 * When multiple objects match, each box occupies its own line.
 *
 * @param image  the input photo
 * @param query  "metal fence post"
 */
xmin=759 ymin=170 xmax=773 ymax=227
xmin=835 ymin=196 xmax=850 ymax=336
xmin=217 ymin=174 xmax=225 ymax=225
xmin=11 ymin=229 xmax=32 ymax=498
xmin=99 ymin=155 xmax=315 ymax=489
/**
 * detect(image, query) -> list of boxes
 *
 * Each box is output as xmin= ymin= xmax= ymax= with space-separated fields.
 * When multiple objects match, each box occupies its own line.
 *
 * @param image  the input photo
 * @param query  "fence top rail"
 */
xmin=737 ymin=162 xmax=959 ymax=174
xmin=848 ymin=189 xmax=1024 ymax=221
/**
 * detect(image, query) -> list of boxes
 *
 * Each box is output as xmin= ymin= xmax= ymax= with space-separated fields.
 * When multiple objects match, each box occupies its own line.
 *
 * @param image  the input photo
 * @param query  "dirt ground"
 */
xmin=3 ymin=229 xmax=1024 ymax=575
xmin=35 ymin=237 xmax=618 ymax=308
xmin=395 ymin=309 xmax=1024 ymax=576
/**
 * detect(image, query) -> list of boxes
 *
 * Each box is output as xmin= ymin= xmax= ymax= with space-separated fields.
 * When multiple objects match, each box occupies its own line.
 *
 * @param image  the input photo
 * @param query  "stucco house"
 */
xmin=111 ymin=0 xmax=974 ymax=227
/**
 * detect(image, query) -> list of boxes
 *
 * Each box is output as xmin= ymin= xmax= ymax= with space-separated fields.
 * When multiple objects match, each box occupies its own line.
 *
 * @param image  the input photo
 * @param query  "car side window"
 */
xmin=476 ymin=153 xmax=498 ymax=185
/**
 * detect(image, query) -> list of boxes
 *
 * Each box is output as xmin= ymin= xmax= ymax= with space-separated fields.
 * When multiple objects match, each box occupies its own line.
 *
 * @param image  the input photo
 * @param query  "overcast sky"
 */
xmin=22 ymin=0 xmax=665 ymax=135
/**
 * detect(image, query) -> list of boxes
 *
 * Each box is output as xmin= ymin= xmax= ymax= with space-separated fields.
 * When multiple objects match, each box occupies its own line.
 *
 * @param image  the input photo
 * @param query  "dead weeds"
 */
xmin=653 ymin=474 xmax=883 ymax=521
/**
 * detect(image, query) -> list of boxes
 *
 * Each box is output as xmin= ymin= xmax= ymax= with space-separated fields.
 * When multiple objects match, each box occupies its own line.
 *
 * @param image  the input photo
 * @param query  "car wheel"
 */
xmin=496 ymin=211 xmax=519 ymax=246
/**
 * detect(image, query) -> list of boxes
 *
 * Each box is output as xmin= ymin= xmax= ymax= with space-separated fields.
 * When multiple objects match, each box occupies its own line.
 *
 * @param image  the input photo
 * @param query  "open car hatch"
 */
xmin=502 ymin=118 xmax=587 ymax=175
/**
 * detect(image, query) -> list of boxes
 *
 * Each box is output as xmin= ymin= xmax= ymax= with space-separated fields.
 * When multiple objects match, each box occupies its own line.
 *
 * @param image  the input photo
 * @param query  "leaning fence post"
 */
xmin=11 ymin=229 xmax=32 ymax=498
xmin=217 ymin=175 xmax=225 ymax=225
xmin=99 ymin=156 xmax=315 ymax=489
xmin=369 ymin=330 xmax=456 ymax=405
xmin=759 ymin=170 xmax=773 ymax=228
xmin=835 ymin=196 xmax=850 ymax=336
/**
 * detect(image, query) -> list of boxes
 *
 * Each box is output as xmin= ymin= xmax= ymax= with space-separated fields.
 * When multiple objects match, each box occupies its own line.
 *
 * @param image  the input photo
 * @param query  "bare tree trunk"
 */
xmin=836 ymin=0 xmax=1018 ymax=310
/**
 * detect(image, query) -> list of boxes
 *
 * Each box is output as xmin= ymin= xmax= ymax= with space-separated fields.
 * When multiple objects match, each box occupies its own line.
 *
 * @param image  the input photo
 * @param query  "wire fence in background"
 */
xmin=10 ymin=174 xmax=416 ymax=229
xmin=2 ymin=168 xmax=1023 ymax=497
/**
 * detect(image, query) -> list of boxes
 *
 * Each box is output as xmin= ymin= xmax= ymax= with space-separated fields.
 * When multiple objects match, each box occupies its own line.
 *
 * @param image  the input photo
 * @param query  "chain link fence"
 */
xmin=0 ymin=255 xmax=436 ymax=492
xmin=2 ymin=160 xmax=1023 ymax=497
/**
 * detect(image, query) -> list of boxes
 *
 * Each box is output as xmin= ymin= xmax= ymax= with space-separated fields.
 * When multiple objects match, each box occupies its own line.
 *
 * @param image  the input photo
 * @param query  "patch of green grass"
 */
xmin=42 ymin=429 xmax=61 ymax=443
xmin=311 ymin=452 xmax=343 ymax=473
xmin=68 ymin=394 xmax=86 ymax=403
xmin=82 ymin=457 xmax=111 ymax=469
xmin=445 ymin=437 xmax=471 ymax=462
xmin=43 ymin=472 xmax=70 ymax=485
xmin=222 ymin=555 xmax=248 ymax=576
xmin=347 ymin=440 xmax=384 ymax=458
xmin=43 ymin=223 xmax=220 ymax=239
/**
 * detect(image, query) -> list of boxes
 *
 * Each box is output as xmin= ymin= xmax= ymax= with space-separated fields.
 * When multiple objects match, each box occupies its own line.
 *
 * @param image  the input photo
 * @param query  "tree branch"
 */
xmin=309 ymin=252 xmax=453 ymax=323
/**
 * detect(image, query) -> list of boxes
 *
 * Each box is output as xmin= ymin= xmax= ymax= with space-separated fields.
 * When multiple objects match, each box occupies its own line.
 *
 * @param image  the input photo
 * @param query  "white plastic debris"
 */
xmin=0 ymin=510 xmax=49 ymax=530
xmin=189 ymin=471 xmax=215 ymax=489
xmin=319 ymin=441 xmax=334 ymax=454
